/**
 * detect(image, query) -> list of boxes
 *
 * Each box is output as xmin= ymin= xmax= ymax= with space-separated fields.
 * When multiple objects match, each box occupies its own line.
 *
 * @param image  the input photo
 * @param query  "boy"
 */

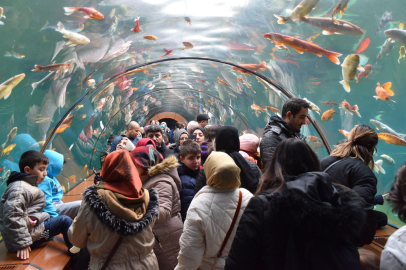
xmin=0 ymin=150 xmax=78 ymax=260
xmin=38 ymin=150 xmax=81 ymax=220
xmin=177 ymin=140 xmax=201 ymax=221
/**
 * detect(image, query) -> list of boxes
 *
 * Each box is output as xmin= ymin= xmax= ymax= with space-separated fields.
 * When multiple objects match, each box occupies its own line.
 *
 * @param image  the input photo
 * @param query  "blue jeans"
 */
xmin=31 ymin=215 xmax=73 ymax=249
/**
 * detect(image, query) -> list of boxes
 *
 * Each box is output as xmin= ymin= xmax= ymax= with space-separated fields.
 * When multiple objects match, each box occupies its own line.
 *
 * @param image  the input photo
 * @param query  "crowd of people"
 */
xmin=0 ymin=98 xmax=405 ymax=270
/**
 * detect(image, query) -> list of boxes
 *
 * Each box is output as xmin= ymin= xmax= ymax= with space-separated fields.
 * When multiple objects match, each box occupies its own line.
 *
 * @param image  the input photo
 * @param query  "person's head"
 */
xmin=388 ymin=162 xmax=406 ymax=222
xmin=196 ymin=114 xmax=210 ymax=128
xmin=19 ymin=150 xmax=49 ymax=184
xmin=150 ymin=120 xmax=156 ymax=125
xmin=175 ymin=129 xmax=189 ymax=147
xmin=215 ymin=125 xmax=240 ymax=153
xmin=136 ymin=138 xmax=156 ymax=149
xmin=131 ymin=147 xmax=163 ymax=181
xmin=179 ymin=140 xmax=201 ymax=171
xmin=256 ymin=138 xmax=320 ymax=195
xmin=116 ymin=137 xmax=135 ymax=151
xmin=331 ymin=125 xmax=378 ymax=167
xmin=187 ymin=120 xmax=198 ymax=134
xmin=204 ymin=124 xmax=221 ymax=143
xmin=239 ymin=134 xmax=260 ymax=153
xmin=146 ymin=124 xmax=164 ymax=147
xmin=240 ymin=129 xmax=258 ymax=136
xmin=282 ymin=98 xmax=311 ymax=133
xmin=139 ymin=127 xmax=145 ymax=136
xmin=126 ymin=121 xmax=141 ymax=139
xmin=163 ymin=134 xmax=169 ymax=145
xmin=175 ymin=122 xmax=184 ymax=129
xmin=204 ymin=151 xmax=240 ymax=189
xmin=44 ymin=150 xmax=64 ymax=178
xmin=191 ymin=126 xmax=205 ymax=144
xmin=358 ymin=248 xmax=380 ymax=270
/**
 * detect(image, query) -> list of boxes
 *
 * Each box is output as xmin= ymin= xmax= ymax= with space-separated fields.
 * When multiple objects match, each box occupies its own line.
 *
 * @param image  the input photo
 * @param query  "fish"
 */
xmin=385 ymin=29 xmax=406 ymax=45
xmin=355 ymin=38 xmax=370 ymax=53
xmin=162 ymin=74 xmax=171 ymax=79
xmin=378 ymin=133 xmax=406 ymax=146
xmin=373 ymin=159 xmax=385 ymax=174
xmin=356 ymin=64 xmax=372 ymax=83
xmin=222 ymin=41 xmax=262 ymax=53
xmin=31 ymin=71 xmax=58 ymax=95
xmin=77 ymin=105 xmax=84 ymax=110
xmin=109 ymin=16 xmax=118 ymax=35
xmin=322 ymin=101 xmax=338 ymax=107
xmin=339 ymin=54 xmax=364 ymax=92
xmin=55 ymin=123 xmax=71 ymax=134
xmin=274 ymin=0 xmax=320 ymax=24
xmin=69 ymin=144 xmax=74 ymax=151
xmin=185 ymin=17 xmax=192 ymax=25
xmin=307 ymin=33 xmax=321 ymax=41
xmin=370 ymin=119 xmax=406 ymax=139
xmin=4 ymin=51 xmax=25 ymax=59
xmin=0 ymin=73 xmax=25 ymax=100
xmin=251 ymin=104 xmax=267 ymax=113
xmin=181 ymin=41 xmax=194 ymax=50
xmin=1 ymin=170 xmax=11 ymax=181
xmin=32 ymin=62 xmax=72 ymax=72
xmin=2 ymin=144 xmax=16 ymax=156
xmin=144 ymin=35 xmax=157 ymax=42
xmin=91 ymin=82 xmax=116 ymax=103
xmin=67 ymin=175 xmax=76 ymax=183
xmin=332 ymin=0 xmax=350 ymax=23
xmin=272 ymin=55 xmax=301 ymax=68
xmin=80 ymin=114 xmax=87 ymax=120
xmin=83 ymin=165 xmax=88 ymax=171
xmin=63 ymin=7 xmax=104 ymax=19
xmin=303 ymin=98 xmax=321 ymax=115
xmin=307 ymin=135 xmax=322 ymax=143
xmin=399 ymin=46 xmax=406 ymax=63
xmin=375 ymin=11 xmax=392 ymax=34
xmin=340 ymin=100 xmax=361 ymax=117
xmin=381 ymin=154 xmax=395 ymax=165
xmin=299 ymin=17 xmax=363 ymax=36
xmin=377 ymin=38 xmax=394 ymax=61
xmin=263 ymin=33 xmax=342 ymax=65
xmin=0 ymin=168 xmax=3 ymax=173
xmin=217 ymin=77 xmax=229 ymax=86
xmin=159 ymin=48 xmax=173 ymax=58
xmin=1 ymin=127 xmax=17 ymax=149
xmin=262 ymin=104 xmax=280 ymax=113
xmin=321 ymin=108 xmax=337 ymax=121
xmin=374 ymin=82 xmax=395 ymax=102
xmin=339 ymin=129 xmax=349 ymax=137
xmin=237 ymin=77 xmax=255 ymax=93
xmin=0 ymin=7 xmax=5 ymax=25
xmin=232 ymin=62 xmax=267 ymax=74
xmin=56 ymin=22 xmax=90 ymax=46
xmin=131 ymin=17 xmax=141 ymax=32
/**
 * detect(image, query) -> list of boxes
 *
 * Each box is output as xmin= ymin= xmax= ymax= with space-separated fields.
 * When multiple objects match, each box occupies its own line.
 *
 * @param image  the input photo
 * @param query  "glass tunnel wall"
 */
xmin=0 ymin=0 xmax=405 ymax=227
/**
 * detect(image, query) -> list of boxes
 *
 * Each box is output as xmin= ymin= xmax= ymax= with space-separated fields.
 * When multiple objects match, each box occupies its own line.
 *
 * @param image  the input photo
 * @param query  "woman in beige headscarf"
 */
xmin=175 ymin=152 xmax=253 ymax=270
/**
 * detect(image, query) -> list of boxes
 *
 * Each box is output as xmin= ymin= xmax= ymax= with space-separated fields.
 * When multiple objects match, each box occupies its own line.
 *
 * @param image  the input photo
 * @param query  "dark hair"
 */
xmin=388 ymin=162 xmax=406 ymax=222
xmin=204 ymin=124 xmax=221 ymax=143
xmin=146 ymin=124 xmax=163 ymax=135
xmin=180 ymin=140 xmax=201 ymax=158
xmin=256 ymin=138 xmax=321 ymax=195
xmin=358 ymin=248 xmax=380 ymax=270
xmin=19 ymin=150 xmax=49 ymax=172
xmin=281 ymin=98 xmax=311 ymax=119
xmin=336 ymin=139 xmax=347 ymax=145
xmin=163 ymin=134 xmax=169 ymax=145
xmin=175 ymin=122 xmax=184 ymax=129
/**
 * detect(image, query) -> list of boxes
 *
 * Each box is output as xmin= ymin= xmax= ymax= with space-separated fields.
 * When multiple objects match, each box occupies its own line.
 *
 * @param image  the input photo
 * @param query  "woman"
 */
xmin=320 ymin=125 xmax=387 ymax=245
xmin=116 ymin=137 xmax=135 ymax=151
xmin=175 ymin=152 xmax=253 ymax=270
xmin=201 ymin=124 xmax=221 ymax=165
xmin=239 ymin=133 xmax=262 ymax=169
xmin=68 ymin=150 xmax=159 ymax=270
xmin=194 ymin=126 xmax=261 ymax=194
xmin=136 ymin=138 xmax=157 ymax=149
xmin=172 ymin=129 xmax=188 ymax=160
xmin=225 ymin=139 xmax=367 ymax=270
xmin=380 ymin=163 xmax=406 ymax=270
xmin=191 ymin=126 xmax=205 ymax=145
xmin=131 ymin=147 xmax=183 ymax=270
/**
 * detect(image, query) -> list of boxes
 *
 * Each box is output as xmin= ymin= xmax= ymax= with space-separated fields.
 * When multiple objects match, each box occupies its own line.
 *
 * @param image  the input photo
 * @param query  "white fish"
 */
xmin=0 ymin=7 xmax=6 ymax=25
xmin=381 ymin=154 xmax=395 ymax=165
xmin=0 ymin=73 xmax=25 ymax=99
xmin=56 ymin=22 xmax=90 ymax=47
xmin=100 ymin=121 xmax=104 ymax=130
xmin=31 ymin=71 xmax=58 ymax=95
xmin=377 ymin=38 xmax=395 ymax=61
xmin=339 ymin=54 xmax=364 ymax=93
xmin=373 ymin=159 xmax=385 ymax=174
xmin=69 ymin=144 xmax=74 ymax=151
xmin=370 ymin=119 xmax=406 ymax=139
xmin=303 ymin=98 xmax=321 ymax=115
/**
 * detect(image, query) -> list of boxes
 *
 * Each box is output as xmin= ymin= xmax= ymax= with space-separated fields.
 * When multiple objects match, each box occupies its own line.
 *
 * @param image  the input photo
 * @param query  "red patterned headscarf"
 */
xmin=131 ymin=146 xmax=163 ymax=172
xmin=99 ymin=150 xmax=142 ymax=199
xmin=136 ymin=138 xmax=157 ymax=149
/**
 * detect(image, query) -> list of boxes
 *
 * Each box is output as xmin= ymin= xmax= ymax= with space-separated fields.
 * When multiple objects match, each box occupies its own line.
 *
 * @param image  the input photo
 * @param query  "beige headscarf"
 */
xmin=204 ymin=151 xmax=241 ymax=189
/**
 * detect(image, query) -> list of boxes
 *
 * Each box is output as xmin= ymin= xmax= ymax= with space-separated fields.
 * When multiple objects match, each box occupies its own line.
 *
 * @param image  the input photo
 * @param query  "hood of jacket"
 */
xmin=267 ymin=172 xmax=367 ymax=242
xmin=9 ymin=134 xmax=39 ymax=162
xmin=83 ymin=185 xmax=159 ymax=236
xmin=148 ymin=155 xmax=181 ymax=191
xmin=44 ymin=150 xmax=64 ymax=178
xmin=7 ymin=171 xmax=38 ymax=186
xmin=264 ymin=115 xmax=291 ymax=135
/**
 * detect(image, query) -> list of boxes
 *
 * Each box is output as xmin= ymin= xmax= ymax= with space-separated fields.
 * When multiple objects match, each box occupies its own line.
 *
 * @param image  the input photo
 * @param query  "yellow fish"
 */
xmin=80 ymin=114 xmax=87 ymax=120
xmin=0 ymin=73 xmax=25 ymax=99
xmin=399 ymin=46 xmax=405 ymax=63
xmin=2 ymin=144 xmax=16 ymax=156
xmin=83 ymin=165 xmax=88 ymax=171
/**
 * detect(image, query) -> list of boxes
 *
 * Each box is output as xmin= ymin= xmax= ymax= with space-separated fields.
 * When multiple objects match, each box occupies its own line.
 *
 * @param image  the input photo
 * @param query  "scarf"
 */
xmin=215 ymin=126 xmax=257 ymax=192
xmin=174 ymin=129 xmax=188 ymax=148
xmin=131 ymin=146 xmax=163 ymax=172
xmin=136 ymin=138 xmax=157 ymax=149
xmin=204 ymin=151 xmax=240 ymax=189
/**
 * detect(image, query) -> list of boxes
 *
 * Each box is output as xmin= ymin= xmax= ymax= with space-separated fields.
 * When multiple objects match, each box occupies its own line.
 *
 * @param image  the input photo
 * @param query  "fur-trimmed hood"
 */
xmin=83 ymin=185 xmax=159 ymax=236
xmin=148 ymin=155 xmax=181 ymax=193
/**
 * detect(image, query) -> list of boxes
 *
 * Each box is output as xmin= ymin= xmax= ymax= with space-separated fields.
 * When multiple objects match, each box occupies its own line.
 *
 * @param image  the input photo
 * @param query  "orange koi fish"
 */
xmin=222 ymin=41 xmax=262 ymax=53
xmin=355 ymin=38 xmax=370 ymax=53
xmin=307 ymin=136 xmax=322 ymax=143
xmin=251 ymin=104 xmax=267 ymax=113
xmin=32 ymin=62 xmax=72 ymax=72
xmin=232 ymin=62 xmax=267 ymax=74
xmin=64 ymin=7 xmax=104 ymax=20
xmin=217 ymin=77 xmax=229 ymax=86
xmin=378 ymin=133 xmax=406 ymax=146
xmin=55 ymin=123 xmax=71 ymax=134
xmin=131 ymin=17 xmax=141 ymax=33
xmin=356 ymin=64 xmax=372 ymax=83
xmin=272 ymin=55 xmax=300 ymax=68
xmin=181 ymin=42 xmax=194 ymax=50
xmin=83 ymin=165 xmax=88 ymax=171
xmin=374 ymin=82 xmax=395 ymax=102
xmin=67 ymin=175 xmax=76 ymax=183
xmin=159 ymin=48 xmax=173 ymax=58
xmin=61 ymin=115 xmax=75 ymax=126
xmin=339 ymin=129 xmax=349 ymax=137
xmin=340 ymin=100 xmax=361 ymax=117
xmin=264 ymin=33 xmax=342 ymax=64
xmin=321 ymin=108 xmax=337 ymax=121
xmin=262 ymin=104 xmax=280 ymax=113
xmin=144 ymin=35 xmax=157 ymax=42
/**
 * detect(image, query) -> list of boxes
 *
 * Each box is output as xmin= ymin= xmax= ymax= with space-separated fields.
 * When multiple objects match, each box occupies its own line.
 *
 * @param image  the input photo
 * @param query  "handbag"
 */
xmin=100 ymin=236 xmax=124 ymax=270
xmin=211 ymin=189 xmax=243 ymax=270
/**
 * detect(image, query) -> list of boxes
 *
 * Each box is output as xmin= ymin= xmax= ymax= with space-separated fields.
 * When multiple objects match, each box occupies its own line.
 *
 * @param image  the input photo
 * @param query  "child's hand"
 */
xmin=17 ymin=246 xmax=31 ymax=260
xmin=28 ymin=216 xmax=38 ymax=226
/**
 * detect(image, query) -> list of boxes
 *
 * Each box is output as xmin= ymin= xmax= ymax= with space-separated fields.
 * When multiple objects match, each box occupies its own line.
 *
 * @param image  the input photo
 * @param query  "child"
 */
xmin=177 ymin=140 xmax=201 ymax=221
xmin=0 ymin=150 xmax=78 ymax=260
xmin=38 ymin=150 xmax=81 ymax=220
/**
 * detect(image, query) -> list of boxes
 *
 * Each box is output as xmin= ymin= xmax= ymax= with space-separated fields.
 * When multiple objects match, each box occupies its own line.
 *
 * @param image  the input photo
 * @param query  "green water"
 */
xmin=0 ymin=0 xmax=405 ymax=227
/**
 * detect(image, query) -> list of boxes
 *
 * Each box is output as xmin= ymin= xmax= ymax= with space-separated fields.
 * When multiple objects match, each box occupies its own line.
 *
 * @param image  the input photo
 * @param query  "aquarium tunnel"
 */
xmin=0 ymin=0 xmax=405 ymax=229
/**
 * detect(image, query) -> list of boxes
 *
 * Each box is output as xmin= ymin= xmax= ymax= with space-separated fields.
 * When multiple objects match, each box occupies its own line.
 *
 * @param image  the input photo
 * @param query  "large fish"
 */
xmin=299 ymin=17 xmax=363 ymax=36
xmin=375 ymin=11 xmax=392 ymax=34
xmin=1 ymin=127 xmax=17 ymax=149
xmin=0 ymin=7 xmax=5 ymax=25
xmin=378 ymin=133 xmax=406 ymax=147
xmin=332 ymin=0 xmax=350 ymax=23
xmin=356 ymin=64 xmax=372 ymax=83
xmin=321 ymin=108 xmax=337 ymax=121
xmin=370 ymin=119 xmax=406 ymax=139
xmin=274 ymin=0 xmax=320 ymax=24
xmin=377 ymin=38 xmax=394 ymax=61
xmin=303 ymin=98 xmax=321 ymax=114
xmin=384 ymin=29 xmax=406 ymax=44
xmin=263 ymin=33 xmax=342 ymax=64
xmin=381 ymin=154 xmax=395 ymax=165
xmin=340 ymin=54 xmax=364 ymax=92
xmin=0 ymin=73 xmax=25 ymax=99
xmin=56 ymin=22 xmax=90 ymax=47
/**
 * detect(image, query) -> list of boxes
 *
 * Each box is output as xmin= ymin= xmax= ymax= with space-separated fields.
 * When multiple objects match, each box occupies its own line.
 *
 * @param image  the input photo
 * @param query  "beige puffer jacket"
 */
xmin=68 ymin=185 xmax=160 ymax=270
xmin=144 ymin=155 xmax=183 ymax=270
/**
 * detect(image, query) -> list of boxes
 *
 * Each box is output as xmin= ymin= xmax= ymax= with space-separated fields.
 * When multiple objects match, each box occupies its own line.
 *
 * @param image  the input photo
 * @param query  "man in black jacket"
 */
xmin=260 ymin=98 xmax=310 ymax=169
xmin=146 ymin=124 xmax=174 ymax=159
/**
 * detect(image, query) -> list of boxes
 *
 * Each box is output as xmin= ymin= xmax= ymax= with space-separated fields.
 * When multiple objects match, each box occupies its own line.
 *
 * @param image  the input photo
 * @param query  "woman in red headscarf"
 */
xmin=68 ymin=150 xmax=159 ymax=270
xmin=136 ymin=138 xmax=157 ymax=149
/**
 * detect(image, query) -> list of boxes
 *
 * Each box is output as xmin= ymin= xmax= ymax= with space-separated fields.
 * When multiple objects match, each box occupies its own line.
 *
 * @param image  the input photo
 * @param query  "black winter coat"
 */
xmin=194 ymin=159 xmax=261 ymax=194
xmin=259 ymin=115 xmax=306 ymax=169
xmin=225 ymin=172 xmax=365 ymax=270
xmin=157 ymin=142 xmax=174 ymax=159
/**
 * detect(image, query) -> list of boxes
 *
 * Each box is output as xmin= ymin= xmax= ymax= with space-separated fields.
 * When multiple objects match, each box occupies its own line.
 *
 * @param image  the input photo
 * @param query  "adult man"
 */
xmin=260 ymin=98 xmax=310 ymax=169
xmin=196 ymin=114 xmax=210 ymax=128
xmin=187 ymin=121 xmax=198 ymax=135
xmin=110 ymin=121 xmax=142 ymax=152
xmin=146 ymin=124 xmax=174 ymax=159
xmin=171 ymin=122 xmax=185 ymax=144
